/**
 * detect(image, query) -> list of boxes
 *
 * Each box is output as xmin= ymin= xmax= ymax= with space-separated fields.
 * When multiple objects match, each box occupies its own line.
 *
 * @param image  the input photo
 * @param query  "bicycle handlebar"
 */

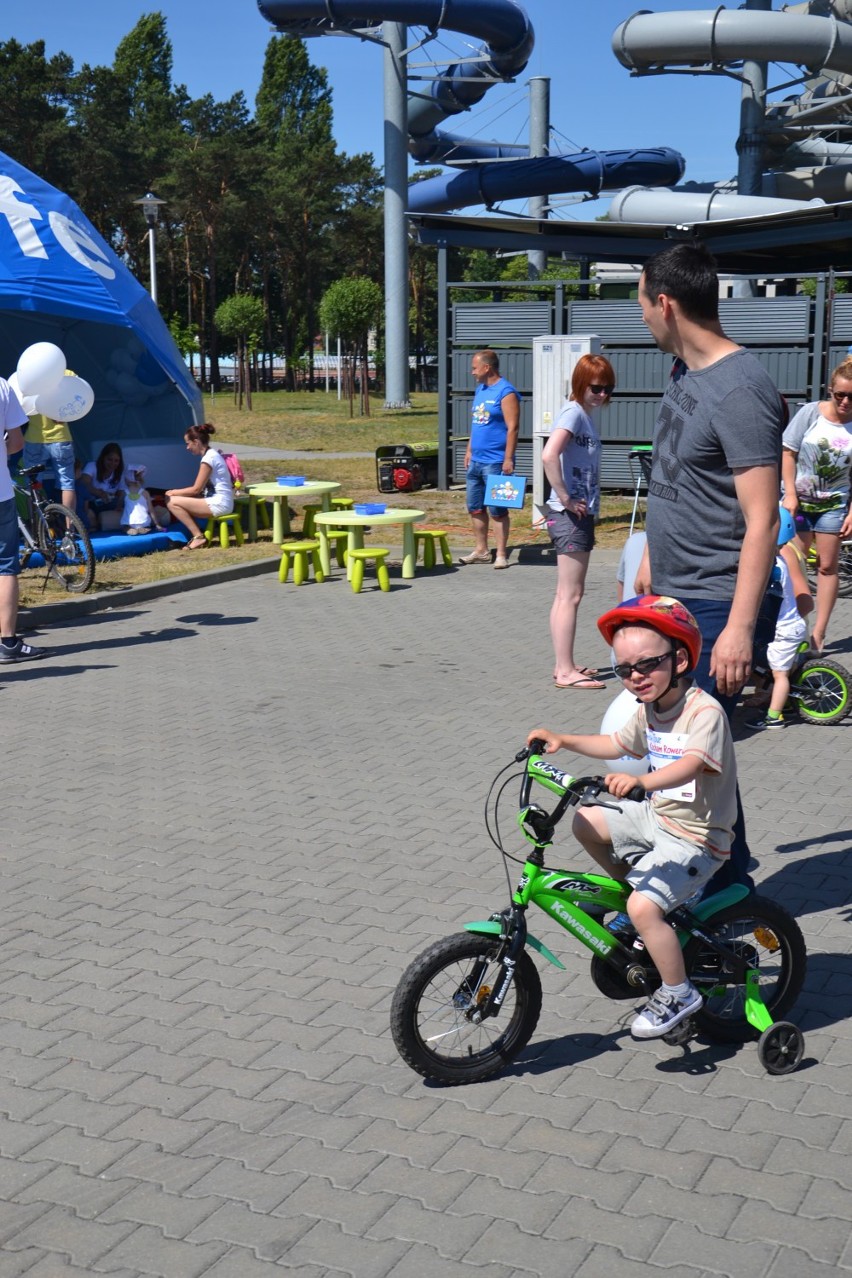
xmin=517 ymin=743 xmax=646 ymax=829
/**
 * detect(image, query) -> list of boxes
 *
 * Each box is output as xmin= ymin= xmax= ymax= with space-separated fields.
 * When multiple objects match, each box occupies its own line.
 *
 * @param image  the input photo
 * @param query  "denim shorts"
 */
xmin=546 ymin=507 xmax=595 ymax=554
xmin=466 ymin=460 xmax=508 ymax=519
xmin=22 ymin=441 xmax=76 ymax=493
xmin=796 ymin=505 xmax=846 ymax=535
xmin=0 ymin=496 xmax=19 ymax=576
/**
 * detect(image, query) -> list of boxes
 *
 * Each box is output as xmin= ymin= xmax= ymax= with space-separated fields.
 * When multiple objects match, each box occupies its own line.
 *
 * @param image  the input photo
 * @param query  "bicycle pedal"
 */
xmin=661 ymin=1017 xmax=696 ymax=1047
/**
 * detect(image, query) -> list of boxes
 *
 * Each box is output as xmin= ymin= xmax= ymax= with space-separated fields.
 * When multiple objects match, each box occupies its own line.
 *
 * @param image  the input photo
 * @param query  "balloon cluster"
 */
xmin=9 ymin=343 xmax=94 ymax=422
xmin=106 ymin=337 xmax=168 ymax=406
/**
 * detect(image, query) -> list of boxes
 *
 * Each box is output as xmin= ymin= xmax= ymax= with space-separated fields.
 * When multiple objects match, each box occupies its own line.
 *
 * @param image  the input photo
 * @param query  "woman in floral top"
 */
xmin=782 ymin=357 xmax=852 ymax=651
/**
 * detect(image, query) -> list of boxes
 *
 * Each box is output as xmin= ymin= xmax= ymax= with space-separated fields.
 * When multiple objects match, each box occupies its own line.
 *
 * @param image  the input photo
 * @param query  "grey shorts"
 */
xmin=545 ymin=507 xmax=595 ymax=554
xmin=603 ymin=798 xmax=725 ymax=913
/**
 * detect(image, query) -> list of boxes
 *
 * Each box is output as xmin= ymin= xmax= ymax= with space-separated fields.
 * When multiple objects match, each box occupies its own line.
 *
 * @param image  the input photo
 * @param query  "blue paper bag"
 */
xmin=485 ymin=472 xmax=527 ymax=509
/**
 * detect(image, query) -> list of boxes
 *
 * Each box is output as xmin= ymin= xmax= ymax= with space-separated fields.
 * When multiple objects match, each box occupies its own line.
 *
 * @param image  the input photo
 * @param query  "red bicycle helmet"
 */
xmin=597 ymin=594 xmax=702 ymax=671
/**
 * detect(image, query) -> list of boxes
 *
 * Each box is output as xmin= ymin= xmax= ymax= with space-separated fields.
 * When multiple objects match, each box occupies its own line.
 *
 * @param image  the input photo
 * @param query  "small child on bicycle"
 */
xmin=746 ymin=507 xmax=812 ymax=732
xmin=527 ymin=594 xmax=737 ymax=1041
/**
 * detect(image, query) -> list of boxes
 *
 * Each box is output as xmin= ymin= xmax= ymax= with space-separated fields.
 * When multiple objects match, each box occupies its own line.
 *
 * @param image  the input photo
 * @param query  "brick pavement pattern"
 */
xmin=0 ymin=544 xmax=849 ymax=1276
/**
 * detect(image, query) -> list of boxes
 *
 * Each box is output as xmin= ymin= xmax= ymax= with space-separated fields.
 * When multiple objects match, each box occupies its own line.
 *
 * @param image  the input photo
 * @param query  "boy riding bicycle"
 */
xmin=528 ymin=595 xmax=737 ymax=1040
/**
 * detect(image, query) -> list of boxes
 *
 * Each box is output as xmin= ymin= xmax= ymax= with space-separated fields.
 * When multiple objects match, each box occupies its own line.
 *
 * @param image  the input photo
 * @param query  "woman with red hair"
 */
xmin=542 ymin=353 xmax=616 ymax=689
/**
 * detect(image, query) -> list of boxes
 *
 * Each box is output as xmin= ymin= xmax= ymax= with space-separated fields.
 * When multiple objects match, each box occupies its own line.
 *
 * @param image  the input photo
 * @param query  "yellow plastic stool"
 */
xmin=347 ymin=548 xmax=390 ymax=594
xmin=331 ymin=497 xmax=355 ymax=511
xmin=278 ymin=539 xmax=324 ymax=586
xmin=414 ymin=529 xmax=452 ymax=569
xmin=204 ymin=511 xmax=244 ymax=548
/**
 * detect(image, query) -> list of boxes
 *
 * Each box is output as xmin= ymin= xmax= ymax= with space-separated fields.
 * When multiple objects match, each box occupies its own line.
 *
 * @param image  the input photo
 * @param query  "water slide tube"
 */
xmin=257 ymin=0 xmax=684 ymax=213
xmin=610 ymin=4 xmax=852 ymax=222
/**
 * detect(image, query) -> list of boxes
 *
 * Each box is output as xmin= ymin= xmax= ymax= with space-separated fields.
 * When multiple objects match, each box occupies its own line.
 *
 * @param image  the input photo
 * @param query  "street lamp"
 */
xmin=133 ymin=192 xmax=166 ymax=304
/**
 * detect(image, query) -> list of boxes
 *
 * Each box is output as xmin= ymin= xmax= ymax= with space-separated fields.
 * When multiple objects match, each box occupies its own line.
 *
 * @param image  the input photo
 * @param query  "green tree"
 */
xmin=0 ymin=39 xmax=74 ymax=182
xmin=215 ymin=294 xmax=265 ymax=410
xmin=319 ymin=277 xmax=382 ymax=417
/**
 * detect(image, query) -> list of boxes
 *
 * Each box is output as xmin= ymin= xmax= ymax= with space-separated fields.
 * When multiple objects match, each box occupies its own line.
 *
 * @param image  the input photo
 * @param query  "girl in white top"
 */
xmin=164 ymin=423 xmax=234 ymax=550
xmin=541 ymin=353 xmax=614 ymax=690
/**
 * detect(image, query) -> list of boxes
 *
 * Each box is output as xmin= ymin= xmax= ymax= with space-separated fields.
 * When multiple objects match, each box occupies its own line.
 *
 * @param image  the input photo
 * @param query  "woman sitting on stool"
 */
xmin=165 ymin=423 xmax=234 ymax=550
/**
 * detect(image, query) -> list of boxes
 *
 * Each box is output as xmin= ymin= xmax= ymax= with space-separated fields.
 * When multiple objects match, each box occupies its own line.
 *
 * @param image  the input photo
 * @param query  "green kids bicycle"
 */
xmin=391 ymin=742 xmax=807 ymax=1083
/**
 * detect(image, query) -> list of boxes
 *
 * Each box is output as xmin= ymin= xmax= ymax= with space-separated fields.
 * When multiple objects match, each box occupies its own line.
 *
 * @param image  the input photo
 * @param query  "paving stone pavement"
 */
xmin=0 ymin=541 xmax=850 ymax=1277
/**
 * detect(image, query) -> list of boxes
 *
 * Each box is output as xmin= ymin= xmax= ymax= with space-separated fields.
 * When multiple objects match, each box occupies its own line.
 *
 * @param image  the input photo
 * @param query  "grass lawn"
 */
xmin=18 ymin=389 xmax=638 ymax=609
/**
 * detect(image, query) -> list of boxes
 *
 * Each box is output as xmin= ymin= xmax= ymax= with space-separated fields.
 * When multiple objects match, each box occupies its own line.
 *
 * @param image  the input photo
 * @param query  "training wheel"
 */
xmin=662 ymin=1017 xmax=696 ymax=1047
xmin=757 ymin=1021 xmax=805 ymax=1075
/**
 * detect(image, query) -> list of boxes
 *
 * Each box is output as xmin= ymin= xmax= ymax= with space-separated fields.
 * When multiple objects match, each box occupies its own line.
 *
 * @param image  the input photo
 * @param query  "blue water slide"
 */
xmin=258 ymin=0 xmax=684 ymax=213
xmin=408 ymin=148 xmax=686 ymax=214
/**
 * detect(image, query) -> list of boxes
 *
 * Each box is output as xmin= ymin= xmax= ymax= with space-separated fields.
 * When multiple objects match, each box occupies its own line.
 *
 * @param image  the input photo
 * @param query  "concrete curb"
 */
xmin=20 ymin=555 xmax=281 ymax=627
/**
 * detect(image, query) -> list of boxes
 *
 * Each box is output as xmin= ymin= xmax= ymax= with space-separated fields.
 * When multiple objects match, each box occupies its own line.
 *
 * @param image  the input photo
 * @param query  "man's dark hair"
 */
xmin=642 ymin=242 xmax=720 ymax=323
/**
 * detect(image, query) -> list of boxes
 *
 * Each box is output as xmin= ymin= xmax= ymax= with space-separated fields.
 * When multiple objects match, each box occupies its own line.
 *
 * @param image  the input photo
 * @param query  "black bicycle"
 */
xmin=15 ymin=464 xmax=95 ymax=593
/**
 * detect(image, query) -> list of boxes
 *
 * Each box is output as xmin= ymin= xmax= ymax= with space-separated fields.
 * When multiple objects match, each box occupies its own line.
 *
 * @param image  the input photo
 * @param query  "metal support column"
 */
xmin=437 ymin=241 xmax=450 ymax=489
xmin=383 ymin=21 xmax=411 ymax=409
xmin=527 ymin=77 xmax=550 ymax=279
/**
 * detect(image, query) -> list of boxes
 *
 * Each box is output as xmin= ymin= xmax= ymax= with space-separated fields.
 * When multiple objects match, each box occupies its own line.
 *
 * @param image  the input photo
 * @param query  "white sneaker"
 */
xmin=493 ymin=556 xmax=509 ymax=570
xmin=458 ymin=550 xmax=491 ymax=565
xmin=631 ymin=984 xmax=703 ymax=1039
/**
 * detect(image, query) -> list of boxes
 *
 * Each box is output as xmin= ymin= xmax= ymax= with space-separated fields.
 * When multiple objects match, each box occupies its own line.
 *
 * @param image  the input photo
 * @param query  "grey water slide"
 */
xmin=610 ymin=2 xmax=852 ymax=222
xmin=257 ymin=0 xmax=684 ymax=212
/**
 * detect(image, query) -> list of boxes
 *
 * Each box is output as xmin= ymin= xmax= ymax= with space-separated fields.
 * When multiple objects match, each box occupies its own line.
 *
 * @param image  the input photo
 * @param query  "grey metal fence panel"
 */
xmin=451 ymin=348 xmax=533 ymax=390
xmin=568 ymin=297 xmax=811 ymax=345
xmin=606 ymin=349 xmax=674 ymax=392
xmin=568 ymin=301 xmax=651 ymax=344
xmin=453 ymin=302 xmax=552 ymax=344
xmin=603 ymin=399 xmax=659 ymax=441
xmin=829 ymin=296 xmax=852 ymax=342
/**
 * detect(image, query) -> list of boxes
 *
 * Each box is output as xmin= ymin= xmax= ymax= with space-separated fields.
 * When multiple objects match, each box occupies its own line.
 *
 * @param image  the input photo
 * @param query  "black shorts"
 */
xmin=545 ymin=508 xmax=595 ymax=554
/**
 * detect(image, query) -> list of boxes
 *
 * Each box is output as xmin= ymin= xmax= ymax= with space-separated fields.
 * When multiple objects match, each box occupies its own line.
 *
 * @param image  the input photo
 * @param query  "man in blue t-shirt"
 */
xmin=460 ymin=349 xmax=520 ymax=569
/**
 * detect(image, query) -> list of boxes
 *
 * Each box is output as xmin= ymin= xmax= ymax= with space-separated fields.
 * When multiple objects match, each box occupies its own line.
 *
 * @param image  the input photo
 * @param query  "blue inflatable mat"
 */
xmin=21 ymin=528 xmax=189 ymax=569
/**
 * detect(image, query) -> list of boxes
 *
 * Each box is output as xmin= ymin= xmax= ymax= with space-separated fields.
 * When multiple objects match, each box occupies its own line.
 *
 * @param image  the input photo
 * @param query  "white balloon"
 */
xmin=16 ymin=343 xmax=66 ymax=397
xmin=34 ymin=375 xmax=95 ymax=422
xmin=599 ymin=687 xmax=650 ymax=778
xmin=7 ymin=372 xmax=37 ymax=417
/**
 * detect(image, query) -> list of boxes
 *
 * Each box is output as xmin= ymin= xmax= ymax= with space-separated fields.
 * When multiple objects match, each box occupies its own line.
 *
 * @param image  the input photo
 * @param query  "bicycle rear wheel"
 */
xmin=38 ymin=505 xmax=95 ymax=593
xmin=792 ymin=657 xmax=851 ymax=725
xmin=684 ymin=895 xmax=806 ymax=1044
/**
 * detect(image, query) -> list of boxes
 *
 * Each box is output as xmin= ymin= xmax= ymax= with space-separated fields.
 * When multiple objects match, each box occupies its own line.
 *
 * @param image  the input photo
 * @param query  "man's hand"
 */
xmin=709 ymin=621 xmax=754 ymax=697
xmin=502 ymin=458 xmax=514 ymax=475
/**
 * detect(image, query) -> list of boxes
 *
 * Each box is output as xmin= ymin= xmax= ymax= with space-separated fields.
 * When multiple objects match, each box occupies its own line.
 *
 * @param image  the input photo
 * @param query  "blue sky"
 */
xmin=4 ymin=1 xmax=766 ymax=215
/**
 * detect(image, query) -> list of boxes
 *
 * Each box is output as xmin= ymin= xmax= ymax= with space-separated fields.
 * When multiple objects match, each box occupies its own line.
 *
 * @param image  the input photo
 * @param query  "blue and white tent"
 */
xmin=0 ymin=150 xmax=202 ymax=487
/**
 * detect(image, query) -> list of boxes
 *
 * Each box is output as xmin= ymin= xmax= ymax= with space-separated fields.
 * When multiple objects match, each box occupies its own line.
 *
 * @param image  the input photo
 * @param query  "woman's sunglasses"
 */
xmin=612 ymin=652 xmax=672 ymax=680
xmin=831 ymin=390 xmax=852 ymax=403
xmin=589 ymin=384 xmax=614 ymax=395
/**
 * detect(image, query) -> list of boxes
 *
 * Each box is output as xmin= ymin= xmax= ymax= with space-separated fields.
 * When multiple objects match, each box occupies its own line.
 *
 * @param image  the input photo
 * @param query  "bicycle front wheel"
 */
xmin=684 ymin=895 xmax=806 ymax=1044
xmin=390 ymin=932 xmax=542 ymax=1084
xmin=38 ymin=505 xmax=95 ymax=593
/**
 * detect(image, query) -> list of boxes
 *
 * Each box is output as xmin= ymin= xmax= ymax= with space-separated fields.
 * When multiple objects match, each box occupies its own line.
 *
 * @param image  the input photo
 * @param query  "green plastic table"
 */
xmin=314 ymin=508 xmax=425 ymax=580
xmin=246 ymin=480 xmax=341 ymax=543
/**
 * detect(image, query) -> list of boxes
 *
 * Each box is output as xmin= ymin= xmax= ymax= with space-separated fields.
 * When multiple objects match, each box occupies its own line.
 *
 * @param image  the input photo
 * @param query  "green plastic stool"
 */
xmin=323 ymin=528 xmax=350 ymax=568
xmin=301 ymin=504 xmax=322 ymax=537
xmin=347 ymin=547 xmax=390 ymax=594
xmin=278 ymin=539 xmax=324 ymax=586
xmin=414 ymin=529 xmax=452 ymax=569
xmin=204 ymin=511 xmax=244 ymax=548
xmin=331 ymin=497 xmax=355 ymax=511
xmin=234 ymin=493 xmax=270 ymax=538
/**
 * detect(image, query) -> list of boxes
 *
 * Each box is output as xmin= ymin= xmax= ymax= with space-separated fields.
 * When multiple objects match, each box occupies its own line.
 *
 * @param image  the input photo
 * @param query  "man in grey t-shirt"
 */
xmin=635 ymin=243 xmax=784 ymax=889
